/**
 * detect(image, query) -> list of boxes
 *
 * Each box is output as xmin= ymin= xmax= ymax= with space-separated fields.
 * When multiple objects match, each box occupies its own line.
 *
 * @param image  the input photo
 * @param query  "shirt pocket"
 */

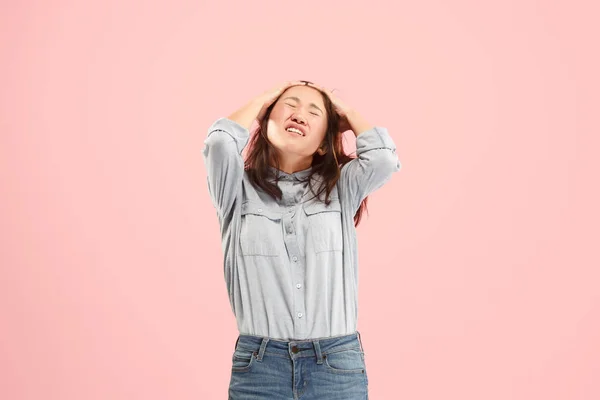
xmin=240 ymin=201 xmax=282 ymax=256
xmin=303 ymin=198 xmax=343 ymax=253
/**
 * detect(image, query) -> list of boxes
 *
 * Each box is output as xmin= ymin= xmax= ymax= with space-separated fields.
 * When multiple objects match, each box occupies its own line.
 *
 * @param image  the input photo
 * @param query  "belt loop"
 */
xmin=313 ymin=339 xmax=324 ymax=364
xmin=256 ymin=337 xmax=269 ymax=362
xmin=234 ymin=336 xmax=240 ymax=350
xmin=357 ymin=331 xmax=364 ymax=352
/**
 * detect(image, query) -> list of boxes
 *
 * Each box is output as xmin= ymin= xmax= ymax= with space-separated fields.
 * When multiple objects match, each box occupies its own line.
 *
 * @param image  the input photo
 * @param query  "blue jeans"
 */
xmin=228 ymin=331 xmax=369 ymax=399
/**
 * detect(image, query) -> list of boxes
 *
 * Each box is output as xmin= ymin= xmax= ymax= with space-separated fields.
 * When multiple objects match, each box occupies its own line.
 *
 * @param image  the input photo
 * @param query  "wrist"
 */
xmin=343 ymin=108 xmax=356 ymax=118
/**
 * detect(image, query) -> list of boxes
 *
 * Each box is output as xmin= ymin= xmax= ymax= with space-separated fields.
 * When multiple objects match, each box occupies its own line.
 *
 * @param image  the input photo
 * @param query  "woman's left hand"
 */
xmin=307 ymin=83 xmax=353 ymax=133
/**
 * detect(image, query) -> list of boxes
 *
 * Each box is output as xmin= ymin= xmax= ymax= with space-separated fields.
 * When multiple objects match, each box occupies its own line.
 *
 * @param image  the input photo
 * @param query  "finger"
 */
xmin=280 ymin=81 xmax=304 ymax=92
xmin=312 ymin=83 xmax=329 ymax=93
xmin=319 ymin=84 xmax=334 ymax=94
xmin=289 ymin=80 xmax=306 ymax=87
xmin=278 ymin=81 xmax=296 ymax=92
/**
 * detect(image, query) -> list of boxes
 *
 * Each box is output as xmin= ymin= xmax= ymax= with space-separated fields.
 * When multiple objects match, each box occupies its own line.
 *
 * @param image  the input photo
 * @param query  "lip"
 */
xmin=284 ymin=122 xmax=307 ymax=137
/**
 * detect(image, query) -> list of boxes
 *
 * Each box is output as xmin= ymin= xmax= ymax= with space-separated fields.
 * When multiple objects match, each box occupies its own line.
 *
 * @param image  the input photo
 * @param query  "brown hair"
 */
xmin=244 ymin=85 xmax=369 ymax=227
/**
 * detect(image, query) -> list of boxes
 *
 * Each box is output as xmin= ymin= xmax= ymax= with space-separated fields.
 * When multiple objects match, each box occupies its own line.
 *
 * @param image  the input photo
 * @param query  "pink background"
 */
xmin=1 ymin=1 xmax=599 ymax=399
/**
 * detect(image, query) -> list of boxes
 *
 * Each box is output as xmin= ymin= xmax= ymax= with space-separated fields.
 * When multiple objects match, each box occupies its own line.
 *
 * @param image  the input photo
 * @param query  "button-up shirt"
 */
xmin=202 ymin=117 xmax=401 ymax=340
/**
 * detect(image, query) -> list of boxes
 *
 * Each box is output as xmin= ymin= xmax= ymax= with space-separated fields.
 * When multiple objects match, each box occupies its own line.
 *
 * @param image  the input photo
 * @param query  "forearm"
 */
xmin=346 ymin=109 xmax=374 ymax=137
xmin=227 ymin=99 xmax=263 ymax=131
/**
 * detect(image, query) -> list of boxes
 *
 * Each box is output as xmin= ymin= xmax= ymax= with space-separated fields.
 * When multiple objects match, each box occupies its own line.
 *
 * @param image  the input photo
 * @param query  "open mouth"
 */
xmin=285 ymin=127 xmax=305 ymax=137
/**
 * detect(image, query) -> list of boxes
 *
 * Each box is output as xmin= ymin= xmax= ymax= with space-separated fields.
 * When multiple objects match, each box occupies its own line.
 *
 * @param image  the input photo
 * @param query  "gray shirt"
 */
xmin=202 ymin=117 xmax=401 ymax=340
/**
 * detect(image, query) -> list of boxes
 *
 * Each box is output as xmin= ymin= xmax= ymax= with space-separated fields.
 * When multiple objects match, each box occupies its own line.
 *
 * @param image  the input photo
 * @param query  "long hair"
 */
xmin=244 ymin=85 xmax=369 ymax=227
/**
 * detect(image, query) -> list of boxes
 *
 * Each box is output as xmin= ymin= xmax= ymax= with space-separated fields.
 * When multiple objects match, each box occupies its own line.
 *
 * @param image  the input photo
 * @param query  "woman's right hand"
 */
xmin=255 ymin=81 xmax=307 ymax=123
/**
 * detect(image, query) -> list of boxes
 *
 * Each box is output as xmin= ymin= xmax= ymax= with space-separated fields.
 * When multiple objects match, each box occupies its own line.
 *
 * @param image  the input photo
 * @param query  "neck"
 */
xmin=270 ymin=156 xmax=312 ymax=175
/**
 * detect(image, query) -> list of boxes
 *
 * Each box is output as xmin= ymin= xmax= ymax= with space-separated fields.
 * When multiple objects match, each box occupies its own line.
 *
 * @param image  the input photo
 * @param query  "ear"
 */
xmin=317 ymin=144 xmax=327 ymax=156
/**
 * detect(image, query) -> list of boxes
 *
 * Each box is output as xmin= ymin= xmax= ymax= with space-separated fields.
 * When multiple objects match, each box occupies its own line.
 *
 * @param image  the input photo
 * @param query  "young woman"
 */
xmin=202 ymin=80 xmax=401 ymax=399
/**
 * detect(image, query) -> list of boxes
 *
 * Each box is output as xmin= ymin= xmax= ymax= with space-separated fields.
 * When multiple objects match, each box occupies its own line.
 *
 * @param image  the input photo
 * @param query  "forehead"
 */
xmin=280 ymin=85 xmax=325 ymax=107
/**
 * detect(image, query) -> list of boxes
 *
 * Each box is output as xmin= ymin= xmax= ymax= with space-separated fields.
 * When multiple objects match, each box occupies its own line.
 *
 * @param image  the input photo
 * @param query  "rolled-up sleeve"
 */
xmin=339 ymin=127 xmax=402 ymax=214
xmin=202 ymin=117 xmax=250 ymax=218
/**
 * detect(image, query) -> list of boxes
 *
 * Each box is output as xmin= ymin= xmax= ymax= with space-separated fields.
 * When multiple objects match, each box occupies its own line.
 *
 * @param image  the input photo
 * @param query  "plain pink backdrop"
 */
xmin=1 ymin=0 xmax=599 ymax=399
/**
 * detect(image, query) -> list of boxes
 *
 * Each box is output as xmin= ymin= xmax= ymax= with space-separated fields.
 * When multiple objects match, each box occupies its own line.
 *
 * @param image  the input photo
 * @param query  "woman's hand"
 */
xmin=307 ymin=83 xmax=375 ymax=136
xmin=228 ymin=81 xmax=323 ymax=131
xmin=255 ymin=81 xmax=307 ymax=123
xmin=306 ymin=83 xmax=353 ymax=133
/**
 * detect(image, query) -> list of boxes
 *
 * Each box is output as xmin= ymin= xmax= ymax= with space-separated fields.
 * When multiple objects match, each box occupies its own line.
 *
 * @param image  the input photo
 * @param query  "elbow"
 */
xmin=357 ymin=149 xmax=401 ymax=185
xmin=203 ymin=130 xmax=239 ymax=159
xmin=203 ymin=128 xmax=248 ymax=156
xmin=355 ymin=148 xmax=402 ymax=178
xmin=377 ymin=149 xmax=402 ymax=174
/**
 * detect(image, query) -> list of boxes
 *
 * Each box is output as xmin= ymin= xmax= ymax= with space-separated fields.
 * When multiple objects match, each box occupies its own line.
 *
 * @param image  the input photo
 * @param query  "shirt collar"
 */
xmin=268 ymin=165 xmax=313 ymax=182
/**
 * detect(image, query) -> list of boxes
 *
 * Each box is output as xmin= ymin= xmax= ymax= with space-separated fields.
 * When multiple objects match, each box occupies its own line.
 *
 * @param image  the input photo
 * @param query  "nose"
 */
xmin=292 ymin=114 xmax=306 ymax=125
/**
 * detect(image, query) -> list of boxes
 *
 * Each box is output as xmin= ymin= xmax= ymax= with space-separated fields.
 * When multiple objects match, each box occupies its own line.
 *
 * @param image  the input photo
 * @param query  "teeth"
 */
xmin=286 ymin=127 xmax=303 ymax=136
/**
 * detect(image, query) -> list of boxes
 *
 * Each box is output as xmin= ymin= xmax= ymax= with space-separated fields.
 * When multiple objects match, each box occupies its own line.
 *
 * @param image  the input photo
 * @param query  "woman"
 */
xmin=202 ymin=80 xmax=401 ymax=399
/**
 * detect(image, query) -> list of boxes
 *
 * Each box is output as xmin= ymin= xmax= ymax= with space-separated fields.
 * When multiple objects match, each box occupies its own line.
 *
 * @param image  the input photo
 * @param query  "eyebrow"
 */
xmin=282 ymin=96 xmax=324 ymax=114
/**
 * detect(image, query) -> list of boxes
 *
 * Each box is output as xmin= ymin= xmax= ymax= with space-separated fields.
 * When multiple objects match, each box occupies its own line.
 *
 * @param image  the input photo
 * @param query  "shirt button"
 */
xmin=296 ymin=283 xmax=302 ymax=289
xmin=257 ymin=208 xmax=263 ymax=212
xmin=297 ymin=312 xmax=303 ymax=318
xmin=292 ymin=256 xmax=298 ymax=262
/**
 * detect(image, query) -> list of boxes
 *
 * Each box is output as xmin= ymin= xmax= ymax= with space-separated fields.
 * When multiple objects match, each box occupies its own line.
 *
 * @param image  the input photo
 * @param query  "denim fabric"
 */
xmin=229 ymin=331 xmax=369 ymax=399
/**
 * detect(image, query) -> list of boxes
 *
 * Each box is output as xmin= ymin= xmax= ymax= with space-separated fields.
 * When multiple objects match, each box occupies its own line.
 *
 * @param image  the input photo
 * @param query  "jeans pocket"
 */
xmin=231 ymin=347 xmax=258 ymax=373
xmin=323 ymin=348 xmax=366 ymax=374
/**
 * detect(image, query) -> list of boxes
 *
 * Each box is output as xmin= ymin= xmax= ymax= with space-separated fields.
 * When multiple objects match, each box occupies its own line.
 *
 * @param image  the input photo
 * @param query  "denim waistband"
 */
xmin=233 ymin=331 xmax=365 ymax=364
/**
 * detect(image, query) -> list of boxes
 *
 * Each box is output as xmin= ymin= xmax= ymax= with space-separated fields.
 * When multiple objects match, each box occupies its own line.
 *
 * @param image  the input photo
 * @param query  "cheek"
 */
xmin=270 ymin=104 xmax=289 ymax=120
xmin=267 ymin=109 xmax=288 ymax=131
xmin=314 ymin=121 xmax=328 ymax=141
xmin=266 ymin=121 xmax=281 ymax=142
xmin=309 ymin=131 xmax=328 ymax=150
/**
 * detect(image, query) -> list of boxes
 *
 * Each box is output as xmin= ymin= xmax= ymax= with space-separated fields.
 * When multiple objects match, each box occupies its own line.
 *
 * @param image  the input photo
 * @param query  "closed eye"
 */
xmin=286 ymin=103 xmax=320 ymax=117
